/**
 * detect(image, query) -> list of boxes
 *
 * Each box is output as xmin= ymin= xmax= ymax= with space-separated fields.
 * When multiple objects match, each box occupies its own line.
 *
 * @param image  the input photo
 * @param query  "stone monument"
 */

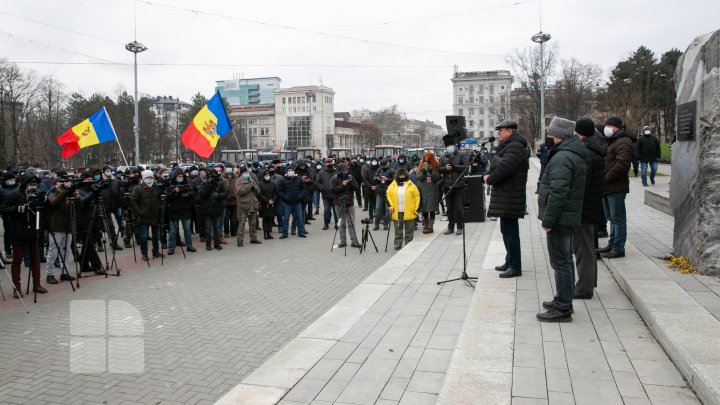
xmin=671 ymin=29 xmax=720 ymax=275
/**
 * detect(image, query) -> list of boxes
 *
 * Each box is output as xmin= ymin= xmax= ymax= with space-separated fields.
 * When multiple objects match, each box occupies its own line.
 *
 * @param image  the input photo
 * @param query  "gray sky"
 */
xmin=1 ymin=0 xmax=718 ymax=127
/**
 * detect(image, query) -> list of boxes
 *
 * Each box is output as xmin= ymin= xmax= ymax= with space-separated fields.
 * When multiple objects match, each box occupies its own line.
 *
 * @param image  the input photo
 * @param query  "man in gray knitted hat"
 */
xmin=537 ymin=117 xmax=588 ymax=322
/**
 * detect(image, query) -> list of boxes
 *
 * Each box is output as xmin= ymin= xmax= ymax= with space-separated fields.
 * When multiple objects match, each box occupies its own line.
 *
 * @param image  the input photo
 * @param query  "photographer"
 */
xmin=75 ymin=170 xmax=106 ymax=275
xmin=190 ymin=166 xmax=207 ymax=242
xmin=276 ymin=166 xmax=306 ymax=239
xmin=197 ymin=166 xmax=228 ymax=251
xmin=349 ymin=157 xmax=363 ymax=208
xmin=45 ymin=171 xmax=79 ymax=284
xmin=372 ymin=159 xmax=395 ymax=231
xmin=361 ymin=158 xmax=377 ymax=215
xmin=331 ymin=163 xmax=360 ymax=248
xmin=0 ymin=171 xmax=18 ymax=262
xmin=235 ymin=167 xmax=262 ymax=247
xmin=130 ymin=170 xmax=163 ymax=261
xmin=223 ymin=165 xmax=238 ymax=239
xmin=119 ymin=167 xmax=140 ymax=248
xmin=0 ymin=173 xmax=48 ymax=297
xmin=166 ymin=169 xmax=196 ymax=255
xmin=99 ymin=166 xmax=123 ymax=251
xmin=439 ymin=135 xmax=469 ymax=235
xmin=315 ymin=158 xmax=338 ymax=230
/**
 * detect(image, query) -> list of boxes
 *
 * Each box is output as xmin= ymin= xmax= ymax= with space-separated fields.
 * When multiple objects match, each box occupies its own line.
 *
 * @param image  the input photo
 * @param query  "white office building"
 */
xmin=274 ymin=86 xmax=335 ymax=155
xmin=451 ymin=70 xmax=513 ymax=139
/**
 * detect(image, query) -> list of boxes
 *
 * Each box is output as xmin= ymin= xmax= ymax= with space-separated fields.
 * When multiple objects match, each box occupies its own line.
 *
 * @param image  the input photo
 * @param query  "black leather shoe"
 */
xmin=322 ymin=224 xmax=329 ymax=230
xmin=298 ymin=234 xmax=307 ymax=238
xmin=94 ymin=268 xmax=106 ymax=276
xmin=495 ymin=264 xmax=509 ymax=272
xmin=279 ymin=234 xmax=288 ymax=239
xmin=499 ymin=267 xmax=522 ymax=278
xmin=597 ymin=245 xmax=612 ymax=254
xmin=33 ymin=285 xmax=48 ymax=294
xmin=537 ymin=308 xmax=572 ymax=322
xmin=542 ymin=300 xmax=574 ymax=314
xmin=250 ymin=239 xmax=262 ymax=244
xmin=111 ymin=243 xmax=124 ymax=251
xmin=46 ymin=275 xmax=59 ymax=284
xmin=60 ymin=273 xmax=76 ymax=281
xmin=13 ymin=289 xmax=23 ymax=299
xmin=601 ymin=250 xmax=625 ymax=259
xmin=574 ymin=292 xmax=593 ymax=299
xmin=351 ymin=242 xmax=361 ymax=248
xmin=338 ymin=242 xmax=347 ymax=248
xmin=187 ymin=246 xmax=197 ymax=252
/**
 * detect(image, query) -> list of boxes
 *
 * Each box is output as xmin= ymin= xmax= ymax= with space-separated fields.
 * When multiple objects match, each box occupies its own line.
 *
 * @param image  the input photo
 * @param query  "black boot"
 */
xmin=499 ymin=267 xmax=522 ymax=278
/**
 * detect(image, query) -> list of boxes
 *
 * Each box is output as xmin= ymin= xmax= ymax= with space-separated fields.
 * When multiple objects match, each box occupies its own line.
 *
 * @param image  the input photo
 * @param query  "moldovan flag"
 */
xmin=181 ymin=91 xmax=232 ymax=159
xmin=56 ymin=107 xmax=117 ymax=159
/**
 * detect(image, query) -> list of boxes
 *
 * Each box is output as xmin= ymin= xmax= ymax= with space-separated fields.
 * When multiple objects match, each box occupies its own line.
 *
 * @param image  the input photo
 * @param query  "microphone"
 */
xmin=480 ymin=136 xmax=496 ymax=145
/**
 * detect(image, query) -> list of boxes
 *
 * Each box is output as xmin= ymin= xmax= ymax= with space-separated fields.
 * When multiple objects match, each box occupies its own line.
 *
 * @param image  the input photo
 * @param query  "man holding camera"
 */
xmin=76 ymin=170 xmax=106 ymax=274
xmin=331 ymin=162 xmax=360 ymax=248
xmin=120 ymin=167 xmax=140 ymax=248
xmin=439 ymin=135 xmax=469 ymax=236
xmin=99 ymin=166 xmax=123 ymax=251
xmin=45 ymin=171 xmax=79 ymax=284
xmin=167 ymin=168 xmax=196 ymax=255
xmin=0 ymin=173 xmax=47 ymax=297
xmin=131 ymin=170 xmax=163 ymax=261
xmin=197 ymin=165 xmax=229 ymax=250
xmin=483 ymin=119 xmax=529 ymax=278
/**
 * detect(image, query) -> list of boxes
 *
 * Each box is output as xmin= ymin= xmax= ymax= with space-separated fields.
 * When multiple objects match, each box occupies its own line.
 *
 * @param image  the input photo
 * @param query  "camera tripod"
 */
xmin=331 ymin=201 xmax=359 ymax=256
xmin=359 ymin=219 xmax=378 ymax=254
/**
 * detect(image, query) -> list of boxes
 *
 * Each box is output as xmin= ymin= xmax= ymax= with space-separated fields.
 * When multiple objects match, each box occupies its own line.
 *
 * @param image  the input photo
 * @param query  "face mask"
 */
xmin=398 ymin=159 xmax=405 ymax=164
xmin=225 ymin=168 xmax=233 ymax=174
xmin=359 ymin=159 xmax=365 ymax=163
xmin=316 ymin=165 xmax=322 ymax=170
xmin=104 ymin=171 xmax=112 ymax=177
xmin=27 ymin=185 xmax=38 ymax=191
xmin=339 ymin=172 xmax=349 ymax=178
xmin=264 ymin=175 xmax=271 ymax=181
xmin=242 ymin=173 xmax=251 ymax=180
xmin=93 ymin=175 xmax=101 ymax=181
xmin=143 ymin=178 xmax=154 ymax=187
xmin=6 ymin=180 xmax=15 ymax=187
xmin=191 ymin=170 xmax=199 ymax=176
xmin=446 ymin=146 xmax=456 ymax=154
xmin=287 ymin=170 xmax=296 ymax=177
xmin=604 ymin=127 xmax=615 ymax=137
xmin=175 ymin=177 xmax=184 ymax=183
xmin=371 ymin=161 xmax=377 ymax=166
xmin=199 ymin=172 xmax=206 ymax=179
xmin=398 ymin=177 xmax=408 ymax=182
xmin=643 ymin=130 xmax=651 ymax=135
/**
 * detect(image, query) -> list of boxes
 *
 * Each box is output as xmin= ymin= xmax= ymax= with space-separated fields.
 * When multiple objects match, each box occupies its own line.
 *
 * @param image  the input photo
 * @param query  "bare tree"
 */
xmin=0 ymin=62 xmax=42 ymax=164
xmin=34 ymin=76 xmax=67 ymax=167
xmin=506 ymin=43 xmax=557 ymax=146
xmin=370 ymin=105 xmax=405 ymax=136
xmin=354 ymin=120 xmax=381 ymax=153
xmin=551 ymin=58 xmax=602 ymax=119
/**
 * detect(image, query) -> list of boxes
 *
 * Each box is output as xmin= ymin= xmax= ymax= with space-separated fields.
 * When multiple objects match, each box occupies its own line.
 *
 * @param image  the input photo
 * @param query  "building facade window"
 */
xmin=288 ymin=116 xmax=311 ymax=148
xmin=480 ymin=130 xmax=485 ymax=137
xmin=469 ymin=120 xmax=475 ymax=128
xmin=479 ymin=96 xmax=484 ymax=103
xmin=282 ymin=97 xmax=286 ymax=104
xmin=479 ymin=119 xmax=485 ymax=128
xmin=469 ymin=108 xmax=474 ymax=115
xmin=489 ymin=119 xmax=495 ymax=127
xmin=458 ymin=108 xmax=464 ymax=116
xmin=458 ymin=96 xmax=463 ymax=104
xmin=501 ymin=95 xmax=506 ymax=103
xmin=478 ymin=86 xmax=484 ymax=94
xmin=479 ymin=107 xmax=485 ymax=115
xmin=489 ymin=84 xmax=495 ymax=95
xmin=489 ymin=96 xmax=495 ymax=103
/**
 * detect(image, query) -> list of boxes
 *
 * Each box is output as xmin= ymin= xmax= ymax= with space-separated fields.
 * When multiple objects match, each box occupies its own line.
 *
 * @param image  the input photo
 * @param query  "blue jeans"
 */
xmin=204 ymin=214 xmax=223 ymax=242
xmin=547 ymin=225 xmax=576 ymax=311
xmin=500 ymin=217 xmax=521 ymax=269
xmin=640 ymin=161 xmax=658 ymax=185
xmin=375 ymin=194 xmax=390 ymax=226
xmin=113 ymin=208 xmax=124 ymax=233
xmin=603 ymin=192 xmax=627 ymax=253
xmin=169 ymin=218 xmax=193 ymax=250
xmin=313 ymin=190 xmax=321 ymax=210
xmin=138 ymin=223 xmax=160 ymax=255
xmin=323 ymin=196 xmax=338 ymax=225
xmin=282 ymin=203 xmax=305 ymax=236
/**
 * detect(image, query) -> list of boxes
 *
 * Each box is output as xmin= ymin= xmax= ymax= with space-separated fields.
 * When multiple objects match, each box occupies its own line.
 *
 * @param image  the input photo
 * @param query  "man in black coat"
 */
xmin=483 ymin=119 xmax=529 ymax=278
xmin=439 ymin=137 xmax=469 ymax=235
xmin=0 ymin=173 xmax=47 ymax=296
xmin=167 ymin=168 xmax=196 ymax=255
xmin=349 ymin=157 xmax=364 ymax=208
xmin=637 ymin=125 xmax=661 ymax=186
xmin=197 ymin=166 xmax=229 ymax=251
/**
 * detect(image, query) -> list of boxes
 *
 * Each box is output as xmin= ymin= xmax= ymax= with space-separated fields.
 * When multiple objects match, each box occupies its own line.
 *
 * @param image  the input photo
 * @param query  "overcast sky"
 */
xmin=1 ymin=0 xmax=718 ymax=127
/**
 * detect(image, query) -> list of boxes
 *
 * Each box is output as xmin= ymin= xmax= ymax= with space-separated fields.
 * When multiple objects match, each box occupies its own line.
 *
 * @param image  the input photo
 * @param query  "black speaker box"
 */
xmin=464 ymin=175 xmax=486 ymax=222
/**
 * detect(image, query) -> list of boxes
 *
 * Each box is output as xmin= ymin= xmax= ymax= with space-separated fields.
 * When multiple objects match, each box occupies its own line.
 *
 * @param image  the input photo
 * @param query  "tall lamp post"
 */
xmin=306 ymin=91 xmax=315 ymax=148
xmin=531 ymin=31 xmax=550 ymax=144
xmin=125 ymin=40 xmax=148 ymax=165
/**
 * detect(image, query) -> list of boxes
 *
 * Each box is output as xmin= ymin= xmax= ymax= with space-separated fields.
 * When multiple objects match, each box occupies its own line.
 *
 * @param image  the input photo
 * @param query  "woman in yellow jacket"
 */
xmin=386 ymin=168 xmax=421 ymax=250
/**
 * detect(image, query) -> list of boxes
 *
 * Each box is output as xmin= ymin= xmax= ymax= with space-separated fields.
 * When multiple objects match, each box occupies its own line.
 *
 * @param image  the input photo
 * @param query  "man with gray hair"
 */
xmin=537 ymin=117 xmax=587 ymax=322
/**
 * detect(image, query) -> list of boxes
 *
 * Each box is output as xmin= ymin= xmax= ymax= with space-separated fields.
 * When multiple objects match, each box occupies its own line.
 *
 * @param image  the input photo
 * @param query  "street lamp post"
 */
xmin=531 ymin=31 xmax=551 ymax=144
xmin=125 ymin=40 xmax=148 ymax=165
xmin=306 ymin=91 xmax=315 ymax=148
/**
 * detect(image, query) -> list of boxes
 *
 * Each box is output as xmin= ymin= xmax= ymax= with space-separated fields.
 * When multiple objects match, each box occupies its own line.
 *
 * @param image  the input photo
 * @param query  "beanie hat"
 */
xmin=141 ymin=169 xmax=154 ymax=179
xmin=605 ymin=116 xmax=623 ymax=128
xmin=575 ymin=117 xmax=595 ymax=137
xmin=547 ymin=117 xmax=576 ymax=139
xmin=642 ymin=125 xmax=651 ymax=132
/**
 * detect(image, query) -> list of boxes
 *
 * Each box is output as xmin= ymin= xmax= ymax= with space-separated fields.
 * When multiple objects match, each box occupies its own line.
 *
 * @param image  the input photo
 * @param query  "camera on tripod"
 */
xmin=25 ymin=188 xmax=46 ymax=210
xmin=338 ymin=194 xmax=351 ymax=207
xmin=361 ymin=217 xmax=372 ymax=225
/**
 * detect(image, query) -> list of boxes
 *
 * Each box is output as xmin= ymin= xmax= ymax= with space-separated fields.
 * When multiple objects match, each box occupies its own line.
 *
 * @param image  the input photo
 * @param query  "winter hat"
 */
xmin=642 ymin=125 xmax=652 ymax=132
xmin=575 ymin=117 xmax=596 ymax=137
xmin=605 ymin=116 xmax=623 ymax=129
xmin=547 ymin=117 xmax=576 ymax=139
xmin=339 ymin=162 xmax=349 ymax=172
xmin=141 ymin=169 xmax=154 ymax=179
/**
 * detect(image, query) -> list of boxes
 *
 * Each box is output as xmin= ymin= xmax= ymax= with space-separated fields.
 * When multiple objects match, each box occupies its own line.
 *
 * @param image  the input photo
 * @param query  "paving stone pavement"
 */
xmin=0 ymin=214 xmax=395 ymax=404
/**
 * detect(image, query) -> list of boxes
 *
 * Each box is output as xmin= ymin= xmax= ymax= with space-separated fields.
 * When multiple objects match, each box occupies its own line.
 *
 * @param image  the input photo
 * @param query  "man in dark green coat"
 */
xmin=537 ymin=117 xmax=587 ymax=323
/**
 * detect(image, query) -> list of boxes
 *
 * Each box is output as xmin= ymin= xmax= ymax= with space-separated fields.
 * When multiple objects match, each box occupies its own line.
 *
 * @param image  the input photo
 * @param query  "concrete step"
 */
xmin=644 ymin=188 xmax=673 ymax=216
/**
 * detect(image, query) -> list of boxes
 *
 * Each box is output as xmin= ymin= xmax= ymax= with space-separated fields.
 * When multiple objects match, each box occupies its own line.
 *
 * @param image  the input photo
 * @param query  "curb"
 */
xmin=214 ymin=229 xmax=442 ymax=404
xmin=603 ymin=242 xmax=720 ymax=405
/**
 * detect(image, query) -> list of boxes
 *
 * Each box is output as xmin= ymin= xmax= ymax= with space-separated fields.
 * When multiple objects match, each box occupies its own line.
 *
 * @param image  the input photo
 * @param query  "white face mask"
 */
xmin=264 ymin=175 xmax=271 ymax=181
xmin=643 ymin=130 xmax=651 ymax=135
xmin=603 ymin=127 xmax=615 ymax=137
xmin=446 ymin=145 xmax=456 ymax=154
xmin=143 ymin=178 xmax=154 ymax=187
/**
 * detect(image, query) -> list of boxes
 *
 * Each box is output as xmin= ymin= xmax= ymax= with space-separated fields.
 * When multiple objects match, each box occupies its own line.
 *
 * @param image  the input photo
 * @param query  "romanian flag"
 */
xmin=56 ymin=107 xmax=117 ymax=159
xmin=181 ymin=91 xmax=232 ymax=159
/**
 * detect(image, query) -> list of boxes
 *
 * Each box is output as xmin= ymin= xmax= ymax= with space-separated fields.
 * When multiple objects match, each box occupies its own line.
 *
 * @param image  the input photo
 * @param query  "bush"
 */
xmin=660 ymin=143 xmax=671 ymax=163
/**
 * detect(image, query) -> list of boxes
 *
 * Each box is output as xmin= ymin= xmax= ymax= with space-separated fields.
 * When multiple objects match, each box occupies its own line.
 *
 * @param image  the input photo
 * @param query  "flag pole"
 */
xmin=231 ymin=128 xmax=242 ymax=149
xmin=115 ymin=138 xmax=130 ymax=167
xmin=102 ymin=106 xmax=129 ymax=166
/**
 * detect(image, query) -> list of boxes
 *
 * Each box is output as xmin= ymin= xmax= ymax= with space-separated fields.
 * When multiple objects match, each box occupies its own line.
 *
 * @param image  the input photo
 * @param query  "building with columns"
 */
xmin=451 ymin=69 xmax=513 ymax=140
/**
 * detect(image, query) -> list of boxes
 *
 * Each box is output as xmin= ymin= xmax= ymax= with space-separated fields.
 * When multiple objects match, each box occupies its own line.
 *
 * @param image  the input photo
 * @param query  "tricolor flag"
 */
xmin=280 ymin=140 xmax=288 ymax=151
xmin=181 ymin=91 xmax=232 ymax=159
xmin=56 ymin=107 xmax=117 ymax=159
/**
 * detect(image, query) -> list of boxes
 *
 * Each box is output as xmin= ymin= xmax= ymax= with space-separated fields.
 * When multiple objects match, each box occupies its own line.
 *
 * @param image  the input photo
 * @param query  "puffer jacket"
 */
xmin=373 ymin=166 xmax=395 ymax=195
xmin=581 ymin=132 xmax=607 ymax=225
xmin=386 ymin=180 xmax=421 ymax=221
xmin=537 ymin=136 xmax=588 ymax=229
xmin=315 ymin=167 xmax=337 ymax=199
xmin=604 ymin=128 xmax=633 ymax=194
xmin=277 ymin=176 xmax=305 ymax=205
xmin=131 ymin=182 xmax=161 ymax=225
xmin=485 ymin=133 xmax=530 ymax=218
xmin=636 ymin=133 xmax=661 ymax=162
xmin=235 ymin=176 xmax=259 ymax=213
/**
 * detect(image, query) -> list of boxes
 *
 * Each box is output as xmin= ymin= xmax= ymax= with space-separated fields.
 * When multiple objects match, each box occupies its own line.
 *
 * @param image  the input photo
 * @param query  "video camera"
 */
xmin=361 ymin=217 xmax=373 ymax=225
xmin=338 ymin=194 xmax=352 ymax=207
xmin=25 ymin=187 xmax=46 ymax=210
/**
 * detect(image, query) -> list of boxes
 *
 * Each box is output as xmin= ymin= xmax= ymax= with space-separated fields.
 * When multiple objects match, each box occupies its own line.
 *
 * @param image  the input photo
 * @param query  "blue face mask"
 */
xmin=175 ymin=177 xmax=184 ymax=183
xmin=6 ymin=180 xmax=16 ymax=187
xmin=242 ymin=173 xmax=251 ymax=180
xmin=93 ymin=175 xmax=101 ymax=181
xmin=191 ymin=170 xmax=198 ymax=177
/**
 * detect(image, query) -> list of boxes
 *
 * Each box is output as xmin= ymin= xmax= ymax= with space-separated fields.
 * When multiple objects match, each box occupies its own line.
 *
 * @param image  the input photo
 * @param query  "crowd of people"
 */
xmin=0 ymin=147 xmax=486 ymax=299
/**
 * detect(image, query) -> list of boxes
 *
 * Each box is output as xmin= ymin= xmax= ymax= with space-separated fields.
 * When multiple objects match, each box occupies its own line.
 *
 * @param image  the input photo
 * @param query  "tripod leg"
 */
xmin=384 ymin=223 xmax=391 ymax=253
